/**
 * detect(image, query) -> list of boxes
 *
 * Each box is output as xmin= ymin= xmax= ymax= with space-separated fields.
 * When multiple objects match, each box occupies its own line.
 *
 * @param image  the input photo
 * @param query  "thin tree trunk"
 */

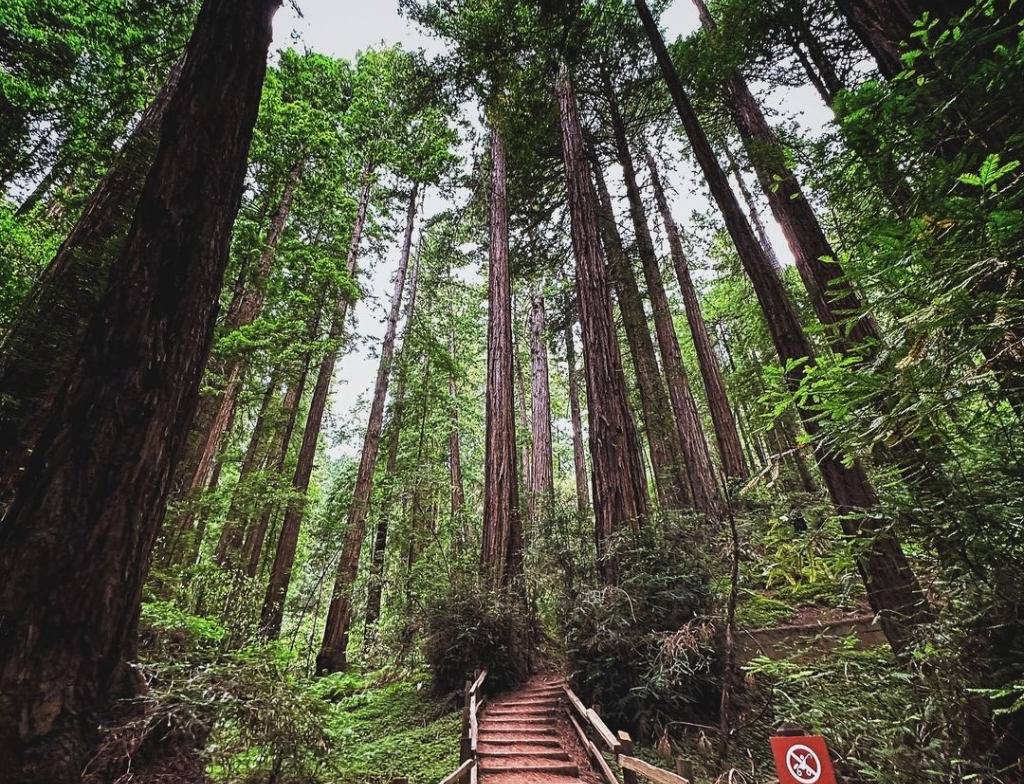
xmin=176 ymin=155 xmax=306 ymax=502
xmin=723 ymin=144 xmax=782 ymax=273
xmin=565 ymin=322 xmax=590 ymax=516
xmin=364 ymin=237 xmax=423 ymax=643
xmin=516 ymin=341 xmax=533 ymax=523
xmin=215 ymin=368 xmax=280 ymax=566
xmin=636 ymin=0 xmax=930 ymax=654
xmin=0 ymin=0 xmax=276 ymax=777
xmin=694 ymin=0 xmax=879 ymax=352
xmin=260 ymin=164 xmax=373 ymax=638
xmin=646 ymin=150 xmax=748 ymax=482
xmin=605 ymin=82 xmax=719 ymax=516
xmin=0 ymin=56 xmax=185 ymax=508
xmin=529 ymin=283 xmax=555 ymax=523
xmin=592 ymin=159 xmax=688 ymax=511
xmin=317 ymin=182 xmax=419 ymax=674
xmin=449 ymin=328 xmax=466 ymax=524
xmin=480 ymin=124 xmax=522 ymax=587
xmin=557 ymin=64 xmax=648 ymax=585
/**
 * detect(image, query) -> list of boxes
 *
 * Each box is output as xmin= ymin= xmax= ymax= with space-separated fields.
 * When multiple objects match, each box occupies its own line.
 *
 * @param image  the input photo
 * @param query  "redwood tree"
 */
xmin=0 ymin=0 xmax=279 ymax=778
xmin=0 ymin=57 xmax=184 ymax=507
xmin=480 ymin=124 xmax=523 ymax=586
xmin=635 ymin=0 xmax=930 ymax=654
xmin=645 ymin=150 xmax=747 ymax=482
xmin=557 ymin=62 xmax=648 ymax=583
xmin=317 ymin=183 xmax=420 ymax=674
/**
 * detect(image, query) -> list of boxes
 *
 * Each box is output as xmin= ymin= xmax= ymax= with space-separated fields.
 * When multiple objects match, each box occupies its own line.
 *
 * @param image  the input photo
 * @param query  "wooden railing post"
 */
xmin=618 ymin=730 xmax=640 ymax=784
xmin=676 ymin=758 xmax=694 ymax=783
xmin=460 ymin=679 xmax=472 ymax=763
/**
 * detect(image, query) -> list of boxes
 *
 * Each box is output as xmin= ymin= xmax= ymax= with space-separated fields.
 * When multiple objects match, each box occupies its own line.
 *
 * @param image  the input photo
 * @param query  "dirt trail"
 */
xmin=478 ymin=675 xmax=604 ymax=784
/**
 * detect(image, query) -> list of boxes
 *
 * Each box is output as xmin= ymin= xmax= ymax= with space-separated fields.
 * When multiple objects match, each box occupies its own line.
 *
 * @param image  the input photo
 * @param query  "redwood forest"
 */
xmin=0 ymin=0 xmax=1022 ymax=782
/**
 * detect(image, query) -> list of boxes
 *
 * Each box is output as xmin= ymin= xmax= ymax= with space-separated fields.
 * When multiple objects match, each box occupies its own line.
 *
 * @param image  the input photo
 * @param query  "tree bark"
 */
xmin=0 ymin=56 xmax=185 ymax=509
xmin=694 ymin=0 xmax=879 ymax=353
xmin=516 ymin=341 xmax=533 ymax=523
xmin=723 ymin=144 xmax=782 ymax=272
xmin=0 ymin=0 xmax=276 ymax=778
xmin=605 ymin=81 xmax=720 ymax=516
xmin=646 ymin=150 xmax=748 ymax=482
xmin=214 ymin=368 xmax=280 ymax=566
xmin=592 ymin=159 xmax=688 ymax=512
xmin=243 ymin=364 xmax=306 ymax=578
xmin=260 ymin=164 xmax=373 ymax=638
xmin=557 ymin=64 xmax=648 ymax=584
xmin=364 ymin=238 xmax=423 ymax=644
xmin=176 ymin=155 xmax=306 ymax=503
xmin=565 ymin=322 xmax=590 ymax=517
xmin=317 ymin=182 xmax=419 ymax=674
xmin=480 ymin=124 xmax=523 ymax=588
xmin=529 ymin=283 xmax=555 ymax=523
xmin=636 ymin=0 xmax=930 ymax=654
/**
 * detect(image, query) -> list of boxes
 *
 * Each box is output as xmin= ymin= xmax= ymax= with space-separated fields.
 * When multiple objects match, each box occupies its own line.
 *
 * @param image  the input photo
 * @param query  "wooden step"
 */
xmin=482 ymin=716 xmax=552 ymax=725
xmin=483 ymin=775 xmax=586 ymax=784
xmin=479 ymin=726 xmax=556 ymax=736
xmin=499 ymin=699 xmax=560 ymax=709
xmin=478 ymin=749 xmax=571 ymax=760
xmin=480 ymin=762 xmax=580 ymax=777
xmin=486 ymin=708 xmax=557 ymax=718
xmin=476 ymin=737 xmax=561 ymax=748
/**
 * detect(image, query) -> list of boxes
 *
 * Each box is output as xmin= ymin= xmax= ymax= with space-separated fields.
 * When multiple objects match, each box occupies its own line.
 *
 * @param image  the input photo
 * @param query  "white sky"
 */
xmin=273 ymin=1 xmax=825 ymax=455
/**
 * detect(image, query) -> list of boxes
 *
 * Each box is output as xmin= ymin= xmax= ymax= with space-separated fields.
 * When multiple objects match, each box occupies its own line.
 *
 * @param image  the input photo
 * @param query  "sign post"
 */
xmin=770 ymin=726 xmax=837 ymax=784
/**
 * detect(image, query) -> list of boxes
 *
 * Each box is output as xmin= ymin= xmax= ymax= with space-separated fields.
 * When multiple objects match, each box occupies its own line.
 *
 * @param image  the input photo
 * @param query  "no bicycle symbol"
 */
xmin=770 ymin=735 xmax=837 ymax=784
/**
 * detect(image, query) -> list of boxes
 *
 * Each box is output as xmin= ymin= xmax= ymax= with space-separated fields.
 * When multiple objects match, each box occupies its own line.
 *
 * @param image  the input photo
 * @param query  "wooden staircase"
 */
xmin=477 ymin=677 xmax=595 ymax=784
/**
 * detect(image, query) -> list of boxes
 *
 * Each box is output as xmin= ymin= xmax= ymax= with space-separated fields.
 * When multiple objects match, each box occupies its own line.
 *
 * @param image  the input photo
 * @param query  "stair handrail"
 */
xmin=561 ymin=683 xmax=691 ymax=784
xmin=436 ymin=670 xmax=488 ymax=784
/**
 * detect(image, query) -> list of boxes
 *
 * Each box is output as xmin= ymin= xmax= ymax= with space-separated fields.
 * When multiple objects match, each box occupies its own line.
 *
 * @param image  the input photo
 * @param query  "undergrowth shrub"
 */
xmin=743 ymin=639 xmax=1009 ymax=784
xmin=93 ymin=602 xmax=333 ymax=784
xmin=564 ymin=522 xmax=721 ymax=740
xmin=421 ymin=576 xmax=532 ymax=695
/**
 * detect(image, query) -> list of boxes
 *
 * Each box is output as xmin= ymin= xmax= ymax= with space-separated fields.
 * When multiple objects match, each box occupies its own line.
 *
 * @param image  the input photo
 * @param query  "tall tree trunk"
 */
xmin=646 ymin=151 xmax=748 ymax=482
xmin=565 ymin=322 xmax=590 ymax=516
xmin=0 ymin=1 xmax=276 ymax=778
xmin=592 ymin=159 xmax=688 ymax=511
xmin=0 ymin=57 xmax=185 ymax=508
xmin=636 ymin=0 xmax=930 ymax=654
xmin=215 ymin=368 xmax=280 ymax=566
xmin=175 ymin=155 xmax=307 ymax=503
xmin=449 ymin=326 xmax=466 ymax=525
xmin=516 ymin=342 xmax=533 ymax=523
xmin=557 ymin=64 xmax=648 ymax=585
xmin=694 ymin=0 xmax=879 ymax=352
xmin=835 ymin=0 xmax=973 ymax=80
xmin=243 ymin=365 xmax=306 ymax=579
xmin=260 ymin=165 xmax=373 ymax=638
xmin=480 ymin=124 xmax=522 ymax=587
xmin=723 ymin=144 xmax=782 ymax=272
xmin=529 ymin=283 xmax=555 ymax=523
xmin=605 ymin=82 xmax=719 ymax=516
xmin=365 ymin=239 xmax=423 ymax=643
xmin=317 ymin=183 xmax=419 ymax=674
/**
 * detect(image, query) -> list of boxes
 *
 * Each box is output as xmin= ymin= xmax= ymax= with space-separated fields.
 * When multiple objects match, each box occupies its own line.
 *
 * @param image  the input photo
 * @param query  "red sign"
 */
xmin=770 ymin=735 xmax=837 ymax=784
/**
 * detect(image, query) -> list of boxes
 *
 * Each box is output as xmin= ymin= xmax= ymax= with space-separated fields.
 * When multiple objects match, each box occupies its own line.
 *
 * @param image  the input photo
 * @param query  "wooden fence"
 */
xmin=436 ymin=669 xmax=487 ymax=784
xmin=563 ymin=683 xmax=694 ymax=784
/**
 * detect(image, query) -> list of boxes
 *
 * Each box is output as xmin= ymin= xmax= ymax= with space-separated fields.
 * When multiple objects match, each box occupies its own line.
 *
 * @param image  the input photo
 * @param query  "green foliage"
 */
xmin=734 ymin=590 xmax=793 ymax=629
xmin=564 ymin=522 xmax=721 ymax=740
xmin=744 ymin=642 xmax=1006 ymax=783
xmin=322 ymin=672 xmax=462 ymax=784
xmin=421 ymin=576 xmax=532 ymax=695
